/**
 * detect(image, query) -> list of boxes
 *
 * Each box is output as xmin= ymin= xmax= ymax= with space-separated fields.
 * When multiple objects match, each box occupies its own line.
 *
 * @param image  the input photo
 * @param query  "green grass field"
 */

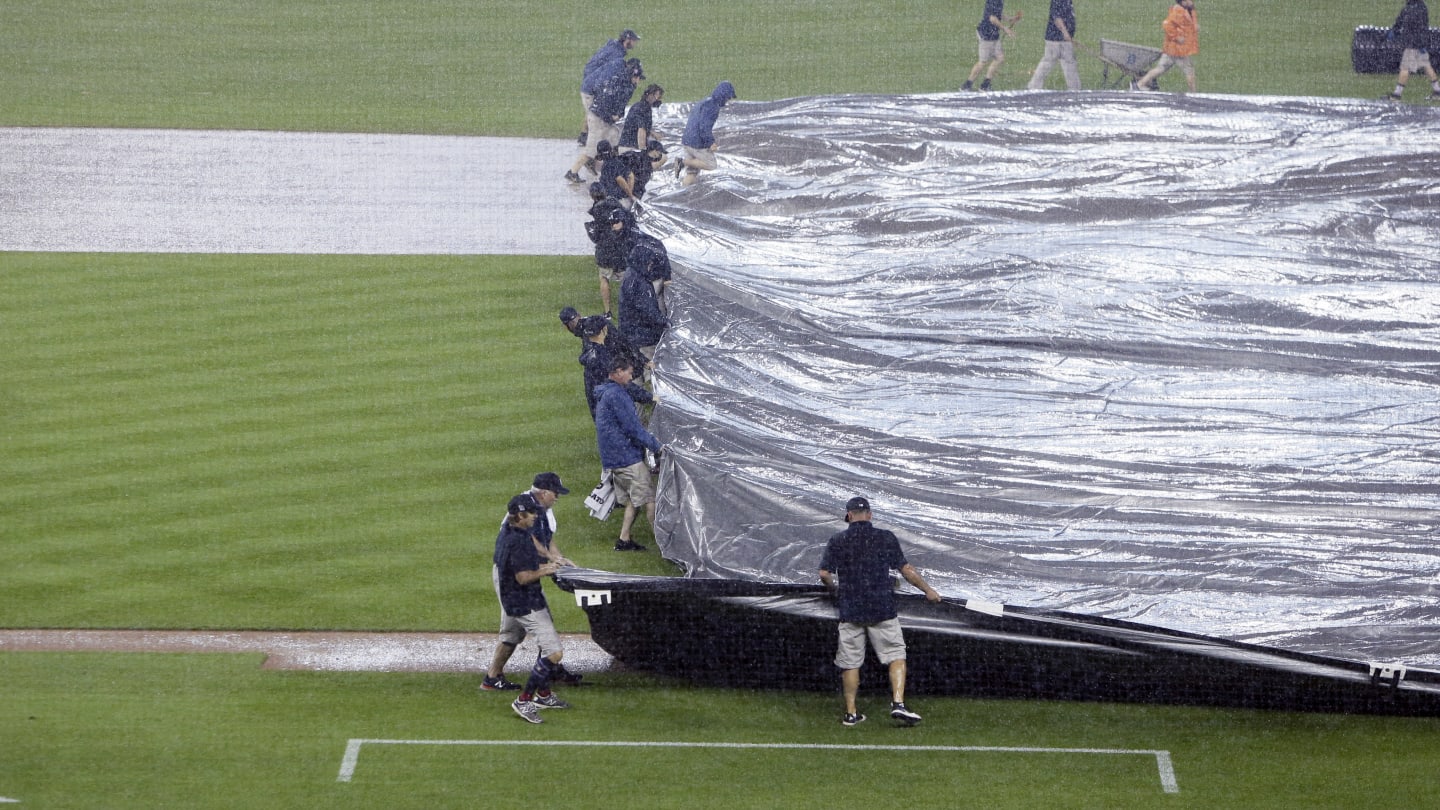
xmin=0 ymin=0 xmax=1420 ymax=136
xmin=4 ymin=1 xmax=1438 ymax=807
xmin=5 ymin=654 xmax=1439 ymax=809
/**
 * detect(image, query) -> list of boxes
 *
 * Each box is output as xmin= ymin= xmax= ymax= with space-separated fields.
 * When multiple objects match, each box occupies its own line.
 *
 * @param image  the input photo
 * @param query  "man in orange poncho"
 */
xmin=1135 ymin=0 xmax=1199 ymax=93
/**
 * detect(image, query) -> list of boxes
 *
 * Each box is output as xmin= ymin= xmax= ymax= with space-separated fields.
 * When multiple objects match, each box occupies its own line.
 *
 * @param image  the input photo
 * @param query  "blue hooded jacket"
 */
xmin=591 ymin=60 xmax=638 ymax=123
xmin=581 ymin=39 xmax=625 ymax=94
xmin=594 ymin=380 xmax=661 ymax=469
xmin=682 ymin=82 xmax=736 ymax=149
xmin=620 ymin=245 xmax=669 ymax=349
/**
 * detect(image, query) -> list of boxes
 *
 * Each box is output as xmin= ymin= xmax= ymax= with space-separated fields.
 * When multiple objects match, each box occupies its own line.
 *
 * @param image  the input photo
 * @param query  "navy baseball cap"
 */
xmin=508 ymin=493 xmax=541 ymax=516
xmin=843 ymin=496 xmax=871 ymax=520
xmin=620 ymin=29 xmax=640 ymax=41
xmin=559 ymin=306 xmax=580 ymax=323
xmin=581 ymin=315 xmax=610 ymax=337
xmin=533 ymin=472 xmax=570 ymax=495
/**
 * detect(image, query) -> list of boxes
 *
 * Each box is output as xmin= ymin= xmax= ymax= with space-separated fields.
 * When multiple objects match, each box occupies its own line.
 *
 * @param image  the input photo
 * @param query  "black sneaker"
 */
xmin=961 ymin=80 xmax=973 ymax=91
xmin=890 ymin=701 xmax=922 ymax=726
xmin=577 ymin=131 xmax=588 ymax=146
xmin=979 ymin=78 xmax=991 ymax=91
xmin=841 ymin=712 xmax=867 ymax=726
xmin=551 ymin=663 xmax=584 ymax=685
xmin=480 ymin=674 xmax=521 ymax=691
xmin=614 ymin=539 xmax=647 ymax=551
xmin=1430 ymin=90 xmax=1440 ymax=101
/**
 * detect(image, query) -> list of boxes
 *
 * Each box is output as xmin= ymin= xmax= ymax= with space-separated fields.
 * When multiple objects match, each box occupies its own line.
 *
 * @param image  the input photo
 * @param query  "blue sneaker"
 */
xmin=890 ymin=702 xmax=921 ymax=726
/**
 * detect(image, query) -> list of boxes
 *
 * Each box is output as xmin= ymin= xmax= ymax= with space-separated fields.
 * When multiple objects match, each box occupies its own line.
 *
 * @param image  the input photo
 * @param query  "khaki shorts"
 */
xmin=498 ymin=605 xmax=564 ymax=657
xmin=834 ymin=617 xmax=907 ymax=670
xmin=583 ymin=112 xmax=621 ymax=158
xmin=977 ymin=34 xmax=1004 ymax=62
xmin=1153 ymin=53 xmax=1195 ymax=81
xmin=598 ymin=263 xmax=624 ymax=283
xmin=1400 ymin=48 xmax=1433 ymax=73
xmin=683 ymin=145 xmax=718 ymax=171
xmin=610 ymin=459 xmax=654 ymax=506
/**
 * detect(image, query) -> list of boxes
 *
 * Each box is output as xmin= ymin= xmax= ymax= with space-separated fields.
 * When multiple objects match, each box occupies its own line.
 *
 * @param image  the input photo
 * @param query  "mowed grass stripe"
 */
xmin=3 ymin=252 xmax=602 ymax=629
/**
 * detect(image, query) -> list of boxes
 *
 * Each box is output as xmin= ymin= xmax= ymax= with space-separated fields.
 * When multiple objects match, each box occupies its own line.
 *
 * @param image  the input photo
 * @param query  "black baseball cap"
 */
xmin=533 ymin=472 xmax=570 ymax=495
xmin=843 ymin=496 xmax=871 ymax=520
xmin=620 ymin=29 xmax=640 ymax=41
xmin=508 ymin=493 xmax=541 ymax=516
xmin=581 ymin=315 xmax=610 ymax=336
xmin=559 ymin=306 xmax=580 ymax=323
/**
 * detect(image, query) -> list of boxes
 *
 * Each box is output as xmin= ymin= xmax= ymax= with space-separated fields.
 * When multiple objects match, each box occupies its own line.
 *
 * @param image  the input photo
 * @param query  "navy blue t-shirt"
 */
xmin=819 ymin=521 xmax=909 ymax=624
xmin=495 ymin=522 xmax=548 ymax=617
xmin=978 ymin=0 xmax=1005 ymax=40
xmin=1044 ymin=0 xmax=1076 ymax=42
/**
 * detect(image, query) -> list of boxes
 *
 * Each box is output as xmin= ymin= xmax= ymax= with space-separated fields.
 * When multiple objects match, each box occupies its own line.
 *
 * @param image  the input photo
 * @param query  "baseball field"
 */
xmin=4 ymin=1 xmax=1440 ymax=807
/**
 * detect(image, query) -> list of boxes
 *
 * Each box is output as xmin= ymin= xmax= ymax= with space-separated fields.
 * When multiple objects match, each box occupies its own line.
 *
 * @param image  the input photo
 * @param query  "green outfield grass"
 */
xmin=0 ymin=253 xmax=675 ymax=632
xmin=0 ymin=0 xmax=1419 ymax=137
xmin=4 ymin=653 xmax=1440 ymax=809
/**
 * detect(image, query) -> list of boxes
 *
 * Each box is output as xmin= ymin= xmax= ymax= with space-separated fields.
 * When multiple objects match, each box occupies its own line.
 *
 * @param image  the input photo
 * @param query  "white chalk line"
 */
xmin=337 ymin=738 xmax=1179 ymax=793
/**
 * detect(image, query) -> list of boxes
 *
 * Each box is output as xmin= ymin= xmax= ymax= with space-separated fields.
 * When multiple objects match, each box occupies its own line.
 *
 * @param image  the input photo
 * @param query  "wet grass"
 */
xmin=0 ymin=253 xmax=675 ymax=631
xmin=5 ymin=652 xmax=1440 ymax=809
xmin=0 ymin=1 xmax=1417 ymax=137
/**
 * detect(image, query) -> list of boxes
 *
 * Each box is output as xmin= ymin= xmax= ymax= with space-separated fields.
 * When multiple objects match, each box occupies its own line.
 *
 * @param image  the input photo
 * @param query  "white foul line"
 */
xmin=337 ymin=738 xmax=1179 ymax=793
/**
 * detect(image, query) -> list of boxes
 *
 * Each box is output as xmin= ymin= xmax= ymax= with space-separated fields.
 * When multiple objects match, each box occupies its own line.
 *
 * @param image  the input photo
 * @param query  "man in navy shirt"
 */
xmin=482 ymin=473 xmax=577 ymax=692
xmin=494 ymin=493 xmax=571 ymax=724
xmin=962 ymin=0 xmax=1020 ymax=91
xmin=1388 ymin=0 xmax=1440 ymax=100
xmin=819 ymin=496 xmax=941 ymax=726
xmin=1026 ymin=0 xmax=1080 ymax=90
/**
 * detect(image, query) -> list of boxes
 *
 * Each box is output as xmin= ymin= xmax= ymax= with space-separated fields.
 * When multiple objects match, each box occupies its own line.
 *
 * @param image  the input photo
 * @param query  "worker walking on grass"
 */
xmin=1386 ymin=0 xmax=1440 ymax=101
xmin=493 ymin=493 xmax=572 ymax=724
xmin=483 ymin=473 xmax=582 ymax=692
xmin=1027 ymin=0 xmax=1081 ymax=91
xmin=819 ymin=496 xmax=942 ymax=727
xmin=1134 ymin=0 xmax=1199 ymax=92
xmin=963 ymin=0 xmax=1021 ymax=91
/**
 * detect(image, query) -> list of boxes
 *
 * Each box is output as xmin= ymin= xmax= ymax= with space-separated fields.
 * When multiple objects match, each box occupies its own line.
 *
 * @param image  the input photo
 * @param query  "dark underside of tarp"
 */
xmin=558 ymin=569 xmax=1440 ymax=716
xmin=630 ymin=91 xmax=1440 ymax=695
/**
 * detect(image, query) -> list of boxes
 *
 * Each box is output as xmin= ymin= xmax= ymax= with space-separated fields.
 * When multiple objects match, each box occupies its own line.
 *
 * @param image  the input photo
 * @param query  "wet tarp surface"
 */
xmin=639 ymin=92 xmax=1440 ymax=670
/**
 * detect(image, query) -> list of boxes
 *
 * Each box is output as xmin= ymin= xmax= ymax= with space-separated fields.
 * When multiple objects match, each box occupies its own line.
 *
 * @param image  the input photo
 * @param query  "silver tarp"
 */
xmin=641 ymin=91 xmax=1440 ymax=669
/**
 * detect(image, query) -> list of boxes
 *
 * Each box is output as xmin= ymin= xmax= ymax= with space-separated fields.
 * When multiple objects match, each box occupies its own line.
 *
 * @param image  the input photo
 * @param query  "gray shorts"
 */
xmin=493 ymin=565 xmax=563 ymax=656
xmin=977 ymin=34 xmax=1004 ymax=62
xmin=1400 ymin=48 xmax=1432 ymax=73
xmin=1153 ymin=53 xmax=1195 ymax=80
xmin=498 ymin=607 xmax=563 ymax=657
xmin=834 ymin=617 xmax=907 ymax=670
xmin=583 ymin=111 xmax=620 ymax=159
xmin=610 ymin=459 xmax=654 ymax=506
xmin=683 ymin=145 xmax=717 ymax=171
